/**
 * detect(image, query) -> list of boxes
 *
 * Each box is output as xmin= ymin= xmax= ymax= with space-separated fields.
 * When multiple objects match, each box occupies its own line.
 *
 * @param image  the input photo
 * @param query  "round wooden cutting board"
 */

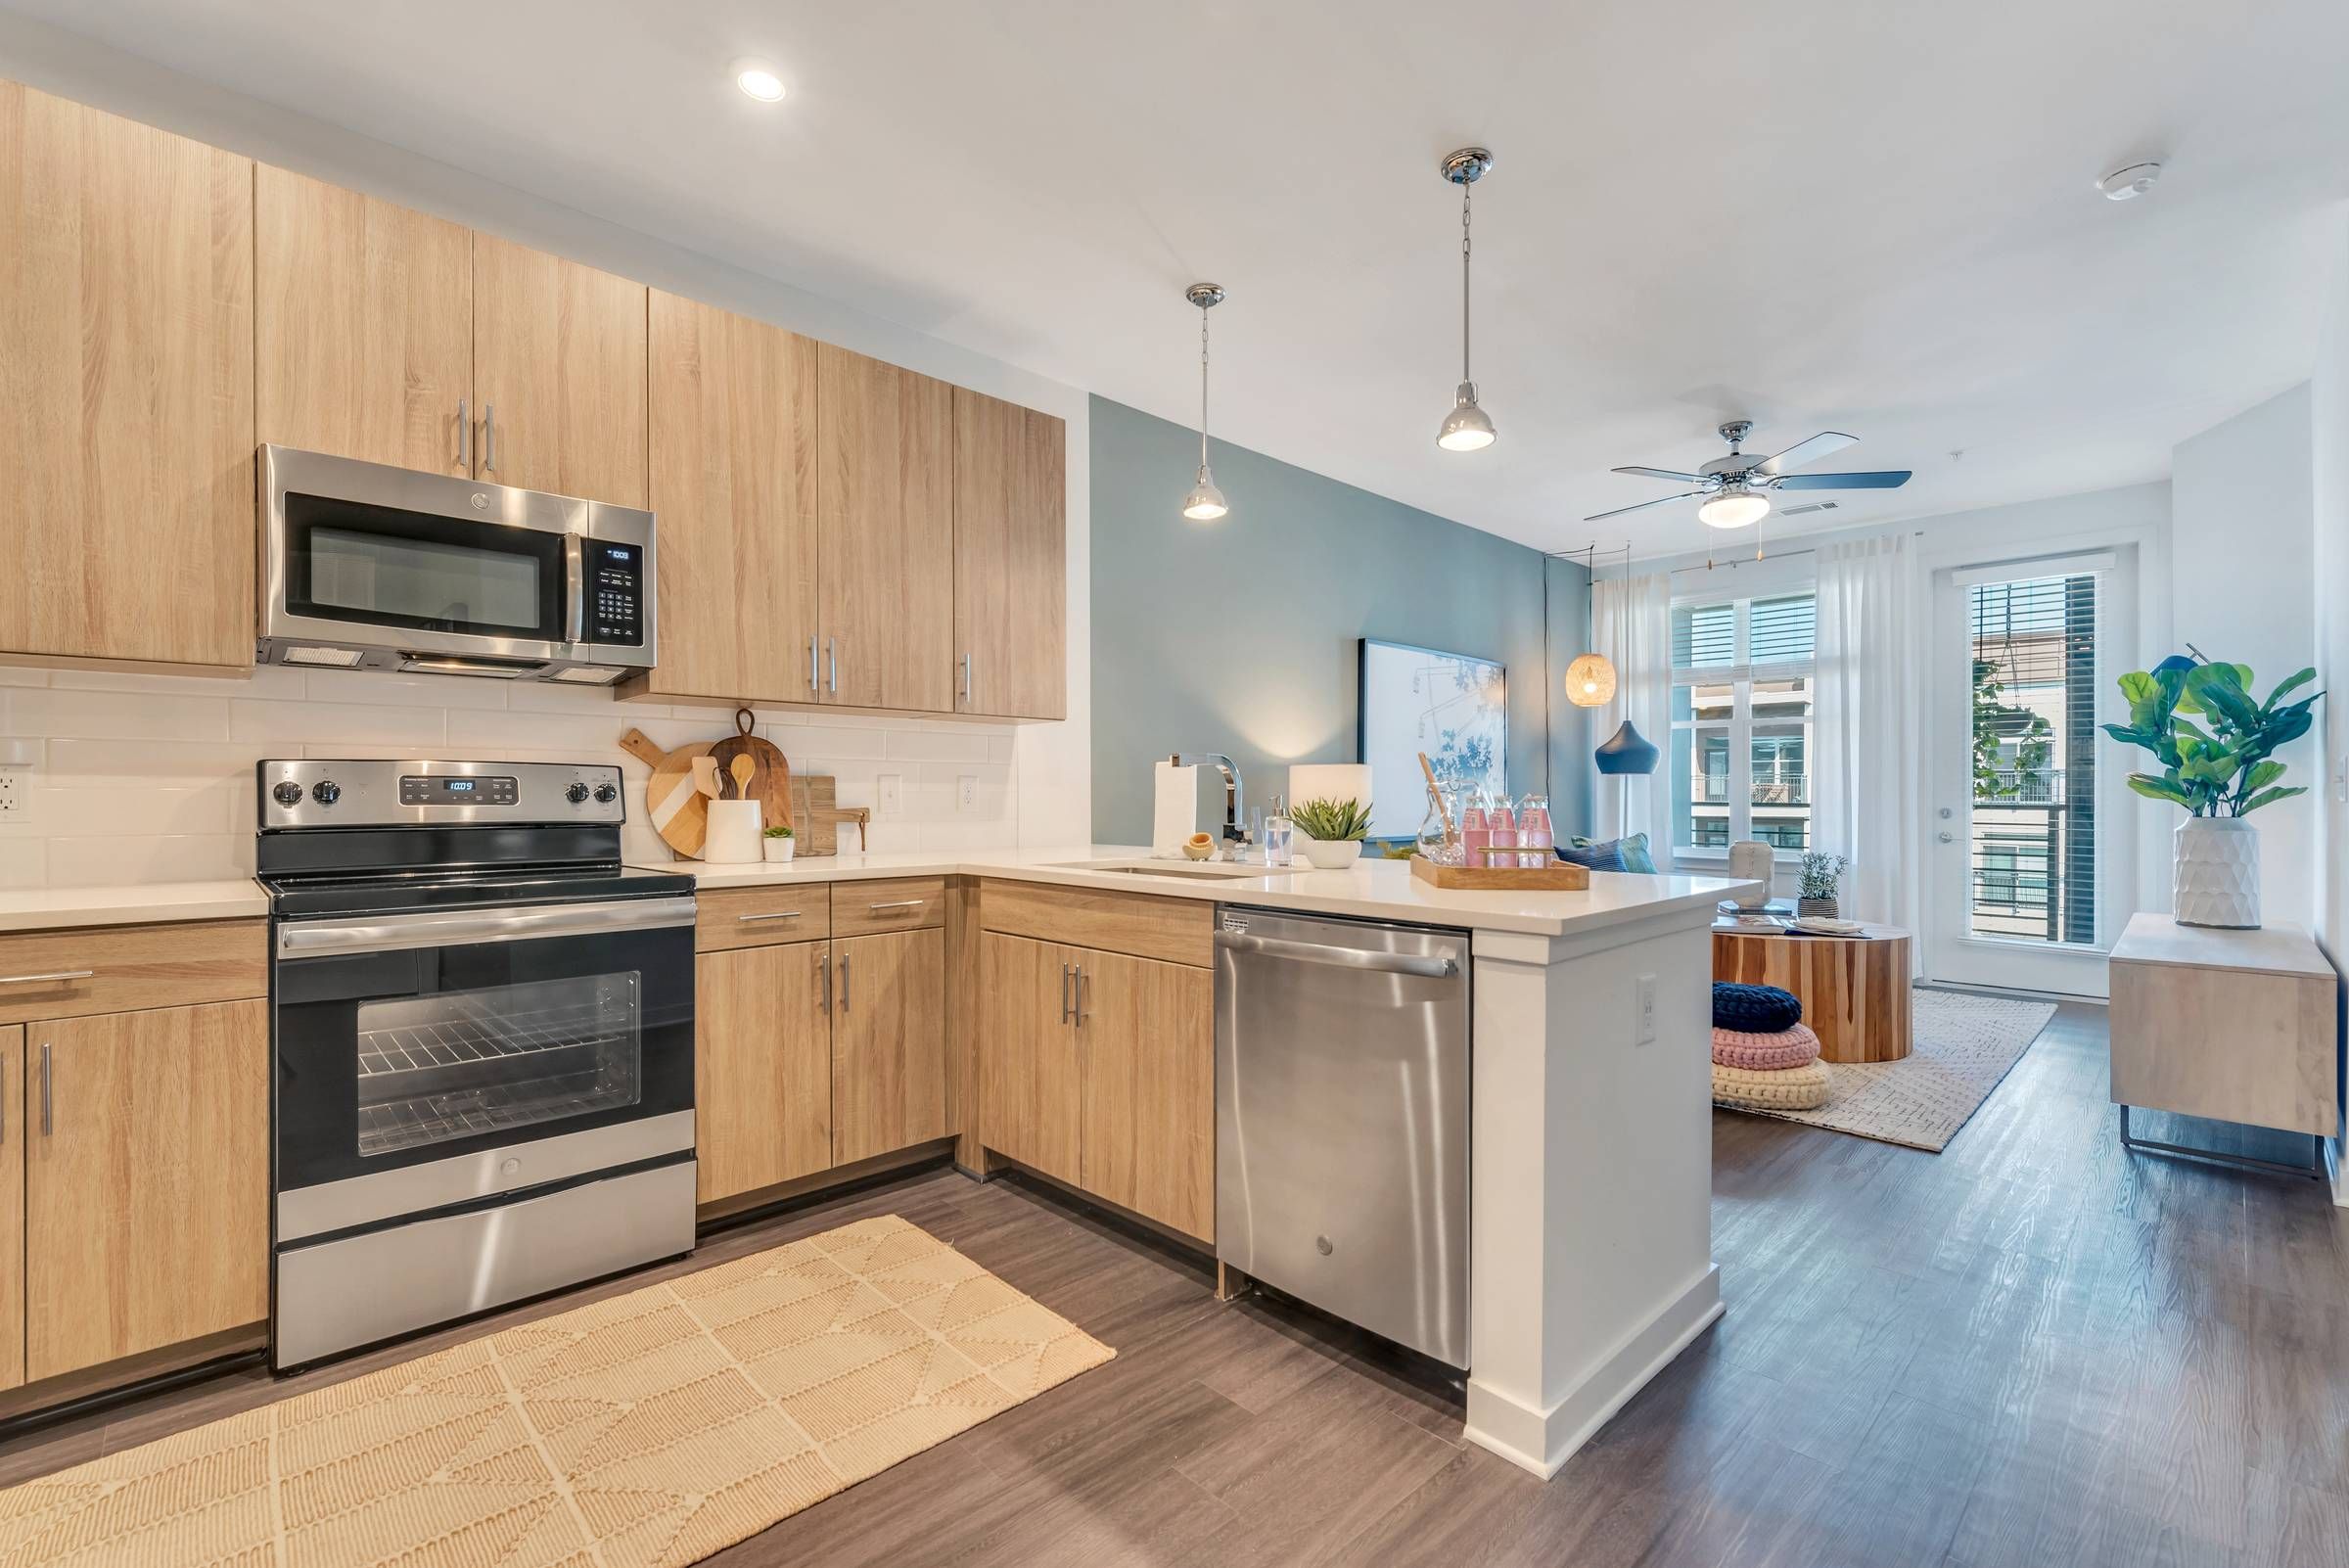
xmin=619 ymin=728 xmax=717 ymax=859
xmin=708 ymin=708 xmax=794 ymax=831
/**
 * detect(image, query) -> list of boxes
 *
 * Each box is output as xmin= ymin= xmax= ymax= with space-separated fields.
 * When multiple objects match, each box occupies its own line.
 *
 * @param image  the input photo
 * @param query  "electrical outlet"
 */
xmin=958 ymin=774 xmax=978 ymax=810
xmin=0 ymin=771 xmax=18 ymax=817
xmin=1635 ymin=974 xmax=1657 ymax=1044
xmin=877 ymin=773 xmax=902 ymax=814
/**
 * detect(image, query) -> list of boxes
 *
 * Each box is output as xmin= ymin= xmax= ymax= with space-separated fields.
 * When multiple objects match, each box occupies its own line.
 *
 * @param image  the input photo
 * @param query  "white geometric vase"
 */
xmin=2173 ymin=816 xmax=2260 ymax=929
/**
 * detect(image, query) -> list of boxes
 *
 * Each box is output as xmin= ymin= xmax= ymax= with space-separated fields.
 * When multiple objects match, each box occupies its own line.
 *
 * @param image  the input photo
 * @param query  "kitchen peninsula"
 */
xmin=660 ymin=844 xmax=1756 ymax=1478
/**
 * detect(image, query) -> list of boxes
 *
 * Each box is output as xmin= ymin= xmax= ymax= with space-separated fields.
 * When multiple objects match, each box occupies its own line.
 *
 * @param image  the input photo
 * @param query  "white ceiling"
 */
xmin=11 ymin=0 xmax=2348 ymax=555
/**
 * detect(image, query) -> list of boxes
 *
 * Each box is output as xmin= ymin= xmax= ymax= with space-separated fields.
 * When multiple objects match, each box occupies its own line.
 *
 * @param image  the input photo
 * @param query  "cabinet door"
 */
xmin=0 ymin=1027 xmax=21 ymax=1394
xmin=645 ymin=291 xmax=820 ymax=703
xmin=952 ymin=390 xmax=1066 ymax=719
xmin=255 ymin=165 xmax=473 ymax=473
xmin=24 ymin=1000 xmax=268 ymax=1382
xmin=695 ymin=943 xmax=832 ymax=1204
xmin=1077 ymin=949 xmax=1214 ymax=1242
xmin=831 ymin=928 xmax=947 ymax=1165
xmin=816 ymin=345 xmax=955 ymax=712
xmin=0 ymin=83 xmax=253 ymax=669
xmin=473 ymin=232 xmax=648 ymax=505
xmin=978 ymin=932 xmax=1081 ymax=1183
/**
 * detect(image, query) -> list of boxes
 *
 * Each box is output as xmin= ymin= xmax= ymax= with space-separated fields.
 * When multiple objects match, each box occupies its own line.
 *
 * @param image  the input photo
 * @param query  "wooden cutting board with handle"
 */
xmin=708 ymin=708 xmax=793 ymax=829
xmin=619 ymin=727 xmax=717 ymax=859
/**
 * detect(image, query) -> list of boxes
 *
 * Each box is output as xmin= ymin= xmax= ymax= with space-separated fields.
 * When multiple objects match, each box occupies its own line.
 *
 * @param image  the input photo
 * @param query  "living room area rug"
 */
xmin=1721 ymin=988 xmax=2058 ymax=1152
xmin=0 ymin=1214 xmax=1113 ymax=1567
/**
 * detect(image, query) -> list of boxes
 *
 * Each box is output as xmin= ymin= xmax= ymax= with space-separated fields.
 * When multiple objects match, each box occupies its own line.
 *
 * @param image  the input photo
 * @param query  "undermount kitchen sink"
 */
xmin=1048 ymin=859 xmax=1280 ymax=881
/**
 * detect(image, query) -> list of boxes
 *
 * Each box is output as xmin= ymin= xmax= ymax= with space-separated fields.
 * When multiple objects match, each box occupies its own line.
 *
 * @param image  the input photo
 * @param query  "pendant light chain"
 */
xmin=1199 ymin=302 xmax=1212 ymax=473
xmin=1460 ymin=180 xmax=1473 ymax=384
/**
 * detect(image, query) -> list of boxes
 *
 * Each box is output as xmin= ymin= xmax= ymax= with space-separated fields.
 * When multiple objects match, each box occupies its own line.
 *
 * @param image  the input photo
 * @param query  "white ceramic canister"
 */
xmin=704 ymin=799 xmax=764 ymax=864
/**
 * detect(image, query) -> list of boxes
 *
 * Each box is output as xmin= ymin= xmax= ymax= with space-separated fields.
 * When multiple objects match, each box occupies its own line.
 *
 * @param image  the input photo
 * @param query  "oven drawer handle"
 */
xmin=0 ymin=970 xmax=93 ymax=987
xmin=277 ymin=896 xmax=697 ymax=958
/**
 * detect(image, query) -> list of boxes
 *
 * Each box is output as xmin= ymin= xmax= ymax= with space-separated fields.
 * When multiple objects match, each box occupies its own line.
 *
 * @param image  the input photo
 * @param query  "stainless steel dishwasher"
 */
xmin=1214 ymin=905 xmax=1470 ymax=1369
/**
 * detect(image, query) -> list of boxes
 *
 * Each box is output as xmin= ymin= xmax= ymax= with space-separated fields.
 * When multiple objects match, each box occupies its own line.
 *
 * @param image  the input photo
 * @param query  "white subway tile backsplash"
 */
xmin=0 ymin=839 xmax=44 ymax=890
xmin=885 ymin=729 xmax=990 ymax=763
xmin=48 ymin=832 xmax=252 ymax=885
xmin=230 ymin=698 xmax=448 ymax=748
xmin=4 ymin=688 xmax=233 ymax=742
xmin=301 ymin=670 xmax=513 ymax=710
xmin=34 ymin=782 xmax=235 ymax=837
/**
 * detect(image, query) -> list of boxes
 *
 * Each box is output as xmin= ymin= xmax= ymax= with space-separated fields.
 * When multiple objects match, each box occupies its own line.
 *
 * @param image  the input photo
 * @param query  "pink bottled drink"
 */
xmin=1489 ymin=799 xmax=1519 ymax=866
xmin=1517 ymin=793 xmax=1553 ymax=867
xmin=1460 ymin=793 xmax=1492 ymax=869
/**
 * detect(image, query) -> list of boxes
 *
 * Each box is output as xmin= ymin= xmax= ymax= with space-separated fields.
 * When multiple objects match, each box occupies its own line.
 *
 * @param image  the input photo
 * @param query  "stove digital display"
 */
xmin=399 ymin=773 xmax=518 ymax=807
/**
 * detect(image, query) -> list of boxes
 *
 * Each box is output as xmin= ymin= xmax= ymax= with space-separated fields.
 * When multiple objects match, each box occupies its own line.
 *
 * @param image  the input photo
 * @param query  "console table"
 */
xmin=2107 ymin=912 xmax=2337 ymax=1178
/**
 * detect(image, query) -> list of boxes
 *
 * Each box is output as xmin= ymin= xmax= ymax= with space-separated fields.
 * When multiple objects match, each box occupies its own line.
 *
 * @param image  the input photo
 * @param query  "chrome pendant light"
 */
xmin=1436 ymin=147 xmax=1497 ymax=452
xmin=1562 ymin=543 xmax=1616 ymax=708
xmin=1180 ymin=283 xmax=1229 ymax=521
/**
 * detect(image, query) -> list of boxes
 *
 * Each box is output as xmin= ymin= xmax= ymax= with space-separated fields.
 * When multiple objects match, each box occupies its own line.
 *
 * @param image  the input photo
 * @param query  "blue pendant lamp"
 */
xmin=1592 ymin=543 xmax=1659 ymax=778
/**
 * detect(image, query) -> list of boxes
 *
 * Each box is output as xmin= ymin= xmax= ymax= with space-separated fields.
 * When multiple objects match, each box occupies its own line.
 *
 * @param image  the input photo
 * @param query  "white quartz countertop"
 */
xmin=0 ymin=879 xmax=272 ymax=934
xmin=636 ymin=844 xmax=1759 ymax=939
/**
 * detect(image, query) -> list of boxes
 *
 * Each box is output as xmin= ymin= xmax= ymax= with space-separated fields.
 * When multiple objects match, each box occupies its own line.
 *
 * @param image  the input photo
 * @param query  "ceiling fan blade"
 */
xmin=1752 ymin=431 xmax=1858 ymax=478
xmin=1584 ymin=490 xmax=1703 ymax=522
xmin=1770 ymin=470 xmax=1912 ymax=490
xmin=1611 ymin=465 xmax=1706 ymax=484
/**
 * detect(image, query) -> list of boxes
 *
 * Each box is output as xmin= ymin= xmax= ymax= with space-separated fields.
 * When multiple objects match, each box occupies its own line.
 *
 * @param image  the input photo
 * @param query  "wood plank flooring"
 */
xmin=0 ymin=1000 xmax=2342 ymax=1565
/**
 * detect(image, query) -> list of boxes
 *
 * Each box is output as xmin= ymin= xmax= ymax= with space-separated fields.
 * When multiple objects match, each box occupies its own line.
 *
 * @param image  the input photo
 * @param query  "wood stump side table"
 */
xmin=1712 ymin=924 xmax=1913 ymax=1063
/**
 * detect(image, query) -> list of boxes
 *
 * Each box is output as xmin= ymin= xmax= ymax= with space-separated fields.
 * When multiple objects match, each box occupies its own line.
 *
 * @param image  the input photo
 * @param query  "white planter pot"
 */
xmin=1299 ymin=837 xmax=1363 ymax=870
xmin=2174 ymin=815 xmax=2260 ymax=929
xmin=762 ymin=837 xmax=795 ymax=863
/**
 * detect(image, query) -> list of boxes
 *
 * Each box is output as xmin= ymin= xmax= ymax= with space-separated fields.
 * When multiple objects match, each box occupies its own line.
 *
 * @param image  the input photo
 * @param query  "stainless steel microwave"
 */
xmin=257 ymin=445 xmax=657 ymax=683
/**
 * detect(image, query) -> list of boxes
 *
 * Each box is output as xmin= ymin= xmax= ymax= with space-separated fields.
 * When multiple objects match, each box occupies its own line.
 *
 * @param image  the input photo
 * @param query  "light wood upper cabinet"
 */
xmin=473 ymin=233 xmax=648 ymax=506
xmin=644 ymin=291 xmax=820 ymax=704
xmin=0 ymin=82 xmax=253 ymax=670
xmin=832 ymin=928 xmax=948 ymax=1166
xmin=0 ymin=1027 xmax=22 ymax=1395
xmin=1077 ymin=948 xmax=1214 ymax=1242
xmin=695 ymin=942 xmax=832 ymax=1205
xmin=816 ymin=345 xmax=955 ymax=712
xmin=23 ymin=999 xmax=268 ymax=1383
xmin=254 ymin=165 xmax=473 ymax=474
xmin=953 ymin=390 xmax=1066 ymax=719
xmin=979 ymin=932 xmax=1081 ymax=1184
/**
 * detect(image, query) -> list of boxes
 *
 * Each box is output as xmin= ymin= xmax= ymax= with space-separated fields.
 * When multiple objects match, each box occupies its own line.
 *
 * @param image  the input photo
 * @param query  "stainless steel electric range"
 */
xmin=258 ymin=759 xmax=697 ymax=1370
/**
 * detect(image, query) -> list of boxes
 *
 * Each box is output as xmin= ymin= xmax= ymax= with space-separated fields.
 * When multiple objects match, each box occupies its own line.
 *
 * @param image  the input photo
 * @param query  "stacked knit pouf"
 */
xmin=1710 ymin=982 xmax=1831 ymax=1111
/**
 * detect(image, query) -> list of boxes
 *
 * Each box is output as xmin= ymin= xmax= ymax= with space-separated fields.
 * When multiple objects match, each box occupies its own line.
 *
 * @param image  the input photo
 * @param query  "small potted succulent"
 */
xmin=761 ymin=823 xmax=796 ymax=863
xmin=1797 ymin=850 xmax=1847 ymax=920
xmin=1291 ymin=796 xmax=1374 ymax=870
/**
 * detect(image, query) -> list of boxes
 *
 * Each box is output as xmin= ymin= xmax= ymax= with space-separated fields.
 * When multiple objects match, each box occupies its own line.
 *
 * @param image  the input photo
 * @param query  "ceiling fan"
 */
xmin=1586 ymin=421 xmax=1911 ymax=528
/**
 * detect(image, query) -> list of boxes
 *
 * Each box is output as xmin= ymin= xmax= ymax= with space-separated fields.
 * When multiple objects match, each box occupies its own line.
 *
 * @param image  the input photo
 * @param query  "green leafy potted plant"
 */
xmin=1291 ymin=796 xmax=1374 ymax=870
xmin=761 ymin=823 xmax=796 ymax=864
xmin=2100 ymin=649 xmax=2320 ymax=929
xmin=1797 ymin=851 xmax=1848 ymax=920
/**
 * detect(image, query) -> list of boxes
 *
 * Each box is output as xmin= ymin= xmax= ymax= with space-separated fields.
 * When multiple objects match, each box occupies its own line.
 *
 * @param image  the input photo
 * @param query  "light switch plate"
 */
xmin=1635 ymin=974 xmax=1657 ymax=1044
xmin=877 ymin=773 xmax=902 ymax=813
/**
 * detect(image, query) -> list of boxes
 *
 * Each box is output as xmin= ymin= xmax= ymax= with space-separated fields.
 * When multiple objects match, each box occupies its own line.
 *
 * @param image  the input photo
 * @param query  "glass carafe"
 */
xmin=1415 ymin=784 xmax=1465 ymax=865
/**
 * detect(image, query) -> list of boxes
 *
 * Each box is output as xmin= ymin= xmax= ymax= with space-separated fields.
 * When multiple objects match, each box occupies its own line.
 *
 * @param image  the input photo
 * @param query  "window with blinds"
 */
xmin=1669 ymin=591 xmax=1817 ymax=855
xmin=1966 ymin=573 xmax=2097 ymax=946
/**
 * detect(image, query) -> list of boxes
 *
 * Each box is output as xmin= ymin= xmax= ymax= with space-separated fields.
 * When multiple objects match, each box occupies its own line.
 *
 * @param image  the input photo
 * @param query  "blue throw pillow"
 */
xmin=1561 ymin=832 xmax=1655 ymax=873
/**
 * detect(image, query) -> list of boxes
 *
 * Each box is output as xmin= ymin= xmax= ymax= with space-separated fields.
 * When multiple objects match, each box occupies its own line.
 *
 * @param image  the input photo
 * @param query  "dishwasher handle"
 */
xmin=1214 ymin=930 xmax=1459 ymax=979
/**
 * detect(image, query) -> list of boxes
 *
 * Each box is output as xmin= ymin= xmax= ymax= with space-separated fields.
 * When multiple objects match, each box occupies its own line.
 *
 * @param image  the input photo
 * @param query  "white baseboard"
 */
xmin=1461 ymin=1263 xmax=1724 ymax=1479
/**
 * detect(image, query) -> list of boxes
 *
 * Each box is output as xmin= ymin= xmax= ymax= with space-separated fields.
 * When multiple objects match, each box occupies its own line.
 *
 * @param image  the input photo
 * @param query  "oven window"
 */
xmin=311 ymin=527 xmax=541 ymax=631
xmin=354 ymin=973 xmax=641 ymax=1157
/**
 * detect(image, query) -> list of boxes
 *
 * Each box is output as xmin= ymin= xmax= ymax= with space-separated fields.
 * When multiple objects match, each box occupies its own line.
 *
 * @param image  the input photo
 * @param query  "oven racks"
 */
xmin=356 ymin=999 xmax=632 ymax=1081
xmin=358 ymin=1068 xmax=636 ymax=1155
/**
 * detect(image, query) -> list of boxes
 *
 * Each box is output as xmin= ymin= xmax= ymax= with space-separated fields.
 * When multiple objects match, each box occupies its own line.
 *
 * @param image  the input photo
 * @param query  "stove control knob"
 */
xmin=271 ymin=781 xmax=303 ymax=808
xmin=593 ymin=782 xmax=619 ymax=805
xmin=565 ymin=782 xmax=591 ymax=805
xmin=311 ymin=780 xmax=341 ymax=807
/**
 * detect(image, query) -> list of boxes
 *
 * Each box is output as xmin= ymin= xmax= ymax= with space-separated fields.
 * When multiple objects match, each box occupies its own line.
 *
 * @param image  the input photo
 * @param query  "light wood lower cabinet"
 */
xmin=23 ymin=1000 xmax=268 ymax=1383
xmin=695 ymin=942 xmax=833 ymax=1204
xmin=831 ymin=929 xmax=947 ymax=1167
xmin=978 ymin=930 xmax=1214 ymax=1242
xmin=0 ymin=1027 xmax=22 ymax=1394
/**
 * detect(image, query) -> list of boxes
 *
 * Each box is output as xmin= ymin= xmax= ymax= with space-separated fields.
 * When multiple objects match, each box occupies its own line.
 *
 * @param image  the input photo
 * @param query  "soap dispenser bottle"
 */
xmin=1262 ymin=795 xmax=1294 ymax=868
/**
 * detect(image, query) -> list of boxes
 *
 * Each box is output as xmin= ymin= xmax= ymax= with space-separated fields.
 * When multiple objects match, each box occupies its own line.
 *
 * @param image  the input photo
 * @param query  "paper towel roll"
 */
xmin=1153 ymin=761 xmax=1198 ymax=852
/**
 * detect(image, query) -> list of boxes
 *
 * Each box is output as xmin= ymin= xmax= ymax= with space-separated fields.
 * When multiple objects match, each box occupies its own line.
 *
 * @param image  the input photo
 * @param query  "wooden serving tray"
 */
xmin=1410 ymin=855 xmax=1589 ymax=891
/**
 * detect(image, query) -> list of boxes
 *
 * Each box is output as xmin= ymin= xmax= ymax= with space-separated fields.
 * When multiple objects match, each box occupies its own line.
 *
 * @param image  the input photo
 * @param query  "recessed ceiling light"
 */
xmin=2097 ymin=161 xmax=2161 ymax=201
xmin=734 ymin=61 xmax=786 ymax=103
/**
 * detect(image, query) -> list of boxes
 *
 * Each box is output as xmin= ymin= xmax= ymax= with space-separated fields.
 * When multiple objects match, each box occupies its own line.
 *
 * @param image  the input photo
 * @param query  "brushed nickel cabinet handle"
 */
xmin=827 ymin=638 xmax=838 ymax=694
xmin=866 ymin=899 xmax=924 ymax=913
xmin=960 ymin=653 xmax=972 ymax=706
xmin=1060 ymin=962 xmax=1072 ymax=1024
xmin=39 ymin=1043 xmax=51 ymax=1136
xmin=737 ymin=910 xmax=803 ymax=923
xmin=818 ymin=944 xmax=831 ymax=1010
xmin=458 ymin=397 xmax=470 ymax=470
xmin=808 ymin=634 xmax=819 ymax=693
xmin=839 ymin=952 xmax=851 ymax=1011
xmin=483 ymin=403 xmax=496 ymax=473
xmin=1075 ymin=964 xmax=1089 ymax=1026
xmin=0 ymin=970 xmax=93 ymax=987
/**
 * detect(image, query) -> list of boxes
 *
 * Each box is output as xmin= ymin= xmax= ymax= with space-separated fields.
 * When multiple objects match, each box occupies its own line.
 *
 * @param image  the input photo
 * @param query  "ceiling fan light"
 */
xmin=1438 ymin=383 xmax=1497 ymax=451
xmin=1698 ymin=487 xmax=1771 ymax=529
xmin=1181 ymin=466 xmax=1229 ymax=522
xmin=1564 ymin=652 xmax=1617 ymax=708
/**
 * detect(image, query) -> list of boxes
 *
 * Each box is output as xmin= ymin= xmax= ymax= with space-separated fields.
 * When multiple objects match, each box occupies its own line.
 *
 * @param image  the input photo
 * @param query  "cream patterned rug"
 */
xmin=0 ymin=1215 xmax=1113 ymax=1567
xmin=1717 ymin=988 xmax=2057 ymax=1153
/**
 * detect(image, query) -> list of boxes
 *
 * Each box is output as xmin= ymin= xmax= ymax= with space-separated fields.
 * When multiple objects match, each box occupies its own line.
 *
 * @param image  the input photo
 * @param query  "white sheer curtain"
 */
xmin=1589 ymin=569 xmax=1674 ymax=849
xmin=1812 ymin=534 xmax=1921 ymax=932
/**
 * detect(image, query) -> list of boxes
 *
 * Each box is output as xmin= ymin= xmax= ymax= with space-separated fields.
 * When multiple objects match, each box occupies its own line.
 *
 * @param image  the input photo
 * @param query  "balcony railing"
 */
xmin=1976 ymin=767 xmax=2065 ymax=806
xmin=1695 ymin=769 xmax=1808 ymax=806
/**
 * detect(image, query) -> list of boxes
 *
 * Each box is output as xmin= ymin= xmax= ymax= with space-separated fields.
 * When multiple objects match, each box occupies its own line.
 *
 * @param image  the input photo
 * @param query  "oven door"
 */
xmin=273 ymin=896 xmax=695 ymax=1241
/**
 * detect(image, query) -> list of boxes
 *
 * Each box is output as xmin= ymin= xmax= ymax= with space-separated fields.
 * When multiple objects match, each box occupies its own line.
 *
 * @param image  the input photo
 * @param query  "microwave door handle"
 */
xmin=565 ymin=534 xmax=587 ymax=646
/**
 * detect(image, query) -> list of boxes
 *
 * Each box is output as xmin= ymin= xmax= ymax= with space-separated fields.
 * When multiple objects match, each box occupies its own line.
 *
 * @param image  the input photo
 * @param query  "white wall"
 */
xmin=0 ymin=17 xmax=1091 ymax=877
xmin=2172 ymin=384 xmax=2319 ymax=932
xmin=2310 ymin=211 xmax=2349 ymax=1196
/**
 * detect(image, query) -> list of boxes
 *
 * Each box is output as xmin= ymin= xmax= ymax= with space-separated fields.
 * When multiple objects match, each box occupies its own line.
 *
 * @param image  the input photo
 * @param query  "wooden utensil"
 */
xmin=789 ymin=774 xmax=839 ymax=854
xmin=618 ymin=727 xmax=717 ymax=858
xmin=729 ymin=755 xmax=755 ymax=800
xmin=691 ymin=755 xmax=720 ymax=799
xmin=709 ymin=708 xmax=795 ymax=830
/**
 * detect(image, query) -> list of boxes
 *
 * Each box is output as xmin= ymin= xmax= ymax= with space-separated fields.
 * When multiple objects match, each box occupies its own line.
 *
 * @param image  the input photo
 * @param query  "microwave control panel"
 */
xmin=587 ymin=540 xmax=645 ymax=646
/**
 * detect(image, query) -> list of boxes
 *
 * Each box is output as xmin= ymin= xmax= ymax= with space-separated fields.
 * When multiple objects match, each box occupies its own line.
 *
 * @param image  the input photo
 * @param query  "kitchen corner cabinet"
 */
xmin=952 ymin=390 xmax=1067 ymax=719
xmin=255 ymin=165 xmax=474 ymax=474
xmin=0 ymin=82 xmax=254 ymax=671
xmin=816 ymin=345 xmax=956 ymax=712
xmin=23 ymin=998 xmax=268 ymax=1383
xmin=473 ymin=233 xmax=649 ymax=507
xmin=695 ymin=942 xmax=833 ymax=1204
xmin=979 ymin=930 xmax=1213 ymax=1241
xmin=831 ymin=928 xmax=948 ymax=1166
xmin=643 ymin=292 xmax=821 ymax=705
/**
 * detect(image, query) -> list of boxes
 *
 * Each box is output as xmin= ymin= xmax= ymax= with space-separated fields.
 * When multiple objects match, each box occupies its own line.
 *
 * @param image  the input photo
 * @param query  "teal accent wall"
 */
xmin=1088 ymin=395 xmax=1591 ymax=844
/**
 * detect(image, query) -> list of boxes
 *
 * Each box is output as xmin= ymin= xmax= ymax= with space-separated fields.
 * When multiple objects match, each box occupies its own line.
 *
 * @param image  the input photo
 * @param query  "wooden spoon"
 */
xmin=692 ymin=755 xmax=720 ymax=799
xmin=729 ymin=754 xmax=755 ymax=801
